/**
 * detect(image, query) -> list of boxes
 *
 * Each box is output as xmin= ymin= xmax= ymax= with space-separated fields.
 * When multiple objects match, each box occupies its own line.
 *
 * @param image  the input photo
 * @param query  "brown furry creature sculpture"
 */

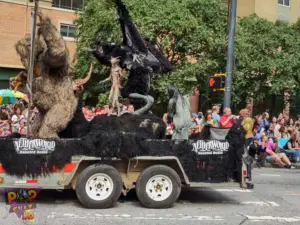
xmin=11 ymin=11 xmax=92 ymax=139
xmin=9 ymin=71 xmax=27 ymax=92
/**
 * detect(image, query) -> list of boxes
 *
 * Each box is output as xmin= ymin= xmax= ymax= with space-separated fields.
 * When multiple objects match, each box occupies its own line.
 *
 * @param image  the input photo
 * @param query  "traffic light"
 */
xmin=208 ymin=75 xmax=226 ymax=92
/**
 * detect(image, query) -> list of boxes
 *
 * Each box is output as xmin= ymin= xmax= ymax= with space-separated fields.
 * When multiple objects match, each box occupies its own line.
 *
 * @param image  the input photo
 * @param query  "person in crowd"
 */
xmin=95 ymin=107 xmax=102 ymax=116
xmin=162 ymin=113 xmax=173 ymax=136
xmin=162 ymin=113 xmax=168 ymax=125
xmin=92 ymin=107 xmax=96 ymax=116
xmin=84 ymin=106 xmax=94 ymax=122
xmin=200 ymin=110 xmax=218 ymax=130
xmin=102 ymin=105 xmax=110 ymax=115
xmin=253 ymin=114 xmax=263 ymax=134
xmin=240 ymin=109 xmax=254 ymax=146
xmin=260 ymin=134 xmax=294 ymax=169
xmin=219 ymin=107 xmax=234 ymax=128
xmin=190 ymin=113 xmax=201 ymax=134
xmin=268 ymin=117 xmax=277 ymax=137
xmin=19 ymin=118 xmax=27 ymax=135
xmin=252 ymin=126 xmax=261 ymax=142
xmin=295 ymin=114 xmax=300 ymax=126
xmin=278 ymin=126 xmax=290 ymax=139
xmin=82 ymin=107 xmax=87 ymax=116
xmin=274 ymin=118 xmax=286 ymax=139
xmin=288 ymin=118 xmax=294 ymax=128
xmin=11 ymin=107 xmax=24 ymax=133
xmin=192 ymin=87 xmax=199 ymax=96
xmin=211 ymin=105 xmax=220 ymax=124
xmin=0 ymin=112 xmax=10 ymax=137
xmin=127 ymin=104 xmax=134 ymax=113
xmin=261 ymin=112 xmax=270 ymax=133
xmin=278 ymin=113 xmax=283 ymax=121
xmin=248 ymin=136 xmax=261 ymax=159
xmin=287 ymin=133 xmax=299 ymax=150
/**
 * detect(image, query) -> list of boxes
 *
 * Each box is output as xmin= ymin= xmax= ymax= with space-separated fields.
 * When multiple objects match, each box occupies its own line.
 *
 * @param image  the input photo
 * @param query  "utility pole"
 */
xmin=223 ymin=0 xmax=237 ymax=108
xmin=26 ymin=0 xmax=39 ymax=137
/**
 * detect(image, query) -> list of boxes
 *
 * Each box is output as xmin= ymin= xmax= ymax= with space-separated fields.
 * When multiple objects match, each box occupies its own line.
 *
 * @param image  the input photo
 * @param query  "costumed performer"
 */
xmin=167 ymin=85 xmax=192 ymax=140
xmin=10 ymin=11 xmax=93 ymax=139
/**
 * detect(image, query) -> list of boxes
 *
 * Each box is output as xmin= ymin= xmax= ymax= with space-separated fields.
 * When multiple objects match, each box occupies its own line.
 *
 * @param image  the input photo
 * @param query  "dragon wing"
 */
xmin=115 ymin=0 xmax=173 ymax=73
xmin=115 ymin=0 xmax=148 ymax=54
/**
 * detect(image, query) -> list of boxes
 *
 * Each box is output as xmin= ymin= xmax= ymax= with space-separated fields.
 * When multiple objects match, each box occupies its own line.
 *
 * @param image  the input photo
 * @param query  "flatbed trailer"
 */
xmin=0 ymin=148 xmax=253 ymax=209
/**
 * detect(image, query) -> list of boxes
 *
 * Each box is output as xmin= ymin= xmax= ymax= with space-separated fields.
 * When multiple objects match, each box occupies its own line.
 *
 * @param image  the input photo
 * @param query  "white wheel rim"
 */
xmin=85 ymin=173 xmax=114 ymax=201
xmin=145 ymin=174 xmax=173 ymax=201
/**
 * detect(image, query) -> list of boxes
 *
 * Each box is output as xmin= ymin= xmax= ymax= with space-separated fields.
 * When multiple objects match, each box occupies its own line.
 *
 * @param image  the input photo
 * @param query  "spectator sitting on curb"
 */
xmin=261 ymin=134 xmax=295 ymax=169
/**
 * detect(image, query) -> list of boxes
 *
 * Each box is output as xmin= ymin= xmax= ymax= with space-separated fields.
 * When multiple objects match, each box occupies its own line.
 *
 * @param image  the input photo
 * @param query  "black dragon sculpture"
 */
xmin=89 ymin=0 xmax=173 ymax=115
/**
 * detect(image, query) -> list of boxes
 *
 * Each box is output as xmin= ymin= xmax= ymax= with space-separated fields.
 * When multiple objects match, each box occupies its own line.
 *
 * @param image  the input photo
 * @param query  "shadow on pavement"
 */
xmin=30 ymin=187 xmax=237 ymax=207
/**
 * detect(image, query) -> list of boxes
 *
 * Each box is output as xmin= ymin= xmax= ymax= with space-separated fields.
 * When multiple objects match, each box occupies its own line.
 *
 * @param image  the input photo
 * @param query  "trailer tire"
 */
xmin=136 ymin=165 xmax=181 ymax=208
xmin=75 ymin=164 xmax=122 ymax=209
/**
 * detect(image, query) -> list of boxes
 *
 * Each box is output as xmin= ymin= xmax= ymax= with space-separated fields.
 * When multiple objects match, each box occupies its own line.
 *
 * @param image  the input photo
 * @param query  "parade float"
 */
xmin=0 ymin=0 xmax=253 ymax=209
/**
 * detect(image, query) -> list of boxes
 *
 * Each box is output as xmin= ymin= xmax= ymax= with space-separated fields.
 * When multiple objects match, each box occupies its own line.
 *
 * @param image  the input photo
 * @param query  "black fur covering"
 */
xmin=0 ymin=104 xmax=244 ymax=183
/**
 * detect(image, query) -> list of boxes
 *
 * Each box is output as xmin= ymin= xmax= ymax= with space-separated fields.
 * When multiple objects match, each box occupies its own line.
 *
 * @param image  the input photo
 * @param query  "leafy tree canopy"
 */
xmin=234 ymin=15 xmax=300 ymax=105
xmin=74 ymin=0 xmax=228 ymax=113
xmin=74 ymin=0 xmax=300 ymax=114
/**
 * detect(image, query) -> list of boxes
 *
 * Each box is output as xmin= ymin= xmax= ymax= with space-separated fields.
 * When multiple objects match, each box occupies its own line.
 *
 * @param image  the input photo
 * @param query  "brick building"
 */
xmin=0 ymin=0 xmax=82 ymax=88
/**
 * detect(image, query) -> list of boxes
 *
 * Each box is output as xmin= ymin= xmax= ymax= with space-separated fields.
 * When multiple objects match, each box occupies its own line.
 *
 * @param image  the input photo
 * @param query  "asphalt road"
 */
xmin=0 ymin=168 xmax=300 ymax=225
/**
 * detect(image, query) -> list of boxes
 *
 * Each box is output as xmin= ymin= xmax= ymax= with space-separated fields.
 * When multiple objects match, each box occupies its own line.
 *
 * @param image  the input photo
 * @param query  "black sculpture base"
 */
xmin=0 ymin=136 xmax=230 ymax=183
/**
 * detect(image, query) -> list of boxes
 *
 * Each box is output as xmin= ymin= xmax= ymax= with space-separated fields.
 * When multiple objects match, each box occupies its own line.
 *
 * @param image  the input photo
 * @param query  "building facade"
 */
xmin=235 ymin=0 xmax=300 ymax=23
xmin=0 ymin=0 xmax=82 ymax=88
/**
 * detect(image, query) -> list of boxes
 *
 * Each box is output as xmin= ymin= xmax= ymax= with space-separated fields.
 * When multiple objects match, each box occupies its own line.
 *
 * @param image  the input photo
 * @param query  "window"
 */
xmin=60 ymin=24 xmax=76 ymax=38
xmin=52 ymin=0 xmax=84 ymax=10
xmin=278 ymin=0 xmax=290 ymax=7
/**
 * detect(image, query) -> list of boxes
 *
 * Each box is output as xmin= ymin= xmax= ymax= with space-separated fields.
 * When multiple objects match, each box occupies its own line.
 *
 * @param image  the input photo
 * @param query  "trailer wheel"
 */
xmin=75 ymin=164 xmax=122 ymax=209
xmin=136 ymin=165 xmax=181 ymax=208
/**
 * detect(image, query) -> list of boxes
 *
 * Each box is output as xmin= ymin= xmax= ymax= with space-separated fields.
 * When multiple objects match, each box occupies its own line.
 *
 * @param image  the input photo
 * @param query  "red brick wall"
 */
xmin=0 ymin=1 xmax=79 ymax=68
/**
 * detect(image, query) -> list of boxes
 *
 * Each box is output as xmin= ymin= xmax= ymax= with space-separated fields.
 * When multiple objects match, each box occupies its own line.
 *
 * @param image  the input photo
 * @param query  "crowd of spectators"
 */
xmin=0 ymin=100 xmax=37 ymax=137
xmin=1 ymin=91 xmax=300 ymax=169
xmin=82 ymin=104 xmax=135 ymax=121
xmin=0 ymin=101 xmax=136 ymax=136
xmin=164 ymin=102 xmax=299 ymax=168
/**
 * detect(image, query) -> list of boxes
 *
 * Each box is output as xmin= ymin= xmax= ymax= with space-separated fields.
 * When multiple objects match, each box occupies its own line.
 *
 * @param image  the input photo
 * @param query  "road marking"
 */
xmin=259 ymin=174 xmax=281 ymax=177
xmin=47 ymin=213 xmax=224 ymax=221
xmin=48 ymin=213 xmax=300 ymax=222
xmin=213 ymin=189 xmax=253 ymax=192
xmin=246 ymin=216 xmax=300 ymax=222
xmin=239 ymin=201 xmax=279 ymax=207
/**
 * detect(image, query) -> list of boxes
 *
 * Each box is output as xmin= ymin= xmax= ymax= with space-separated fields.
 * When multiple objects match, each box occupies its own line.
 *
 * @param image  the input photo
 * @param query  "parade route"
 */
xmin=0 ymin=168 xmax=299 ymax=225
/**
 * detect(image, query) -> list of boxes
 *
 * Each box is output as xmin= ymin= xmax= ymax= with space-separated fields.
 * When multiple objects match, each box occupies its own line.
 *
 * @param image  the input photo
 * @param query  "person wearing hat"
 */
xmin=189 ymin=113 xmax=201 ymax=134
xmin=248 ymin=136 xmax=261 ymax=158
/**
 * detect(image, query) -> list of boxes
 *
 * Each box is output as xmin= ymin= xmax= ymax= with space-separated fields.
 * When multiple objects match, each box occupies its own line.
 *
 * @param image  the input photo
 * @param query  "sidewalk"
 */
xmin=264 ymin=162 xmax=300 ymax=169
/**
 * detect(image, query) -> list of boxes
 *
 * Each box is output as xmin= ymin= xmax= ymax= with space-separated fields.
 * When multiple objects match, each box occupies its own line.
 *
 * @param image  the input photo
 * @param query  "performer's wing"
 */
xmin=144 ymin=39 xmax=173 ymax=73
xmin=115 ymin=0 xmax=148 ymax=54
xmin=115 ymin=0 xmax=173 ymax=73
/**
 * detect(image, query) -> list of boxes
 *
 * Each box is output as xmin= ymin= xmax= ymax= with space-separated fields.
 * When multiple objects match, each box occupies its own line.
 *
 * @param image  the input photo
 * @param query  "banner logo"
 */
xmin=192 ymin=140 xmax=229 ymax=155
xmin=13 ymin=138 xmax=55 ymax=154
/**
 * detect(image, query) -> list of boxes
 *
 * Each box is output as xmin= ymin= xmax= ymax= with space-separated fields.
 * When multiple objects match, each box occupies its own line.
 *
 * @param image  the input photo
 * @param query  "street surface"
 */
xmin=0 ymin=168 xmax=299 ymax=225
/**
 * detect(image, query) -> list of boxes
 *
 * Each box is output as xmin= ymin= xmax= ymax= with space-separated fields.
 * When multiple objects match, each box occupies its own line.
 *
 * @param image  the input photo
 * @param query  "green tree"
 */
xmin=74 ymin=0 xmax=229 ymax=113
xmin=233 ymin=15 xmax=300 ymax=115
